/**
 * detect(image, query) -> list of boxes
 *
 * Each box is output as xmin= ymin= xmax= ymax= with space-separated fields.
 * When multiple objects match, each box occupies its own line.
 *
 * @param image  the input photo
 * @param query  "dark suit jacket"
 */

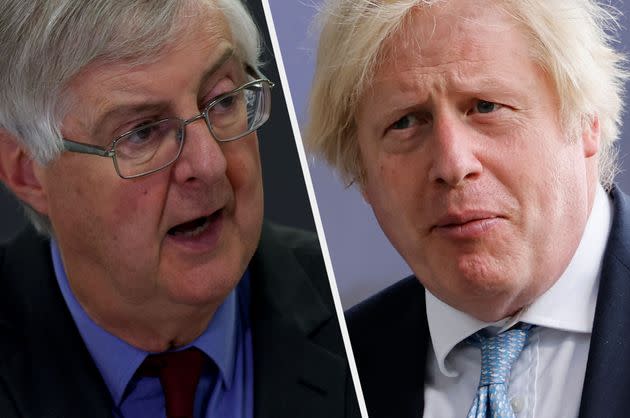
xmin=0 ymin=221 xmax=359 ymax=418
xmin=347 ymin=187 xmax=630 ymax=418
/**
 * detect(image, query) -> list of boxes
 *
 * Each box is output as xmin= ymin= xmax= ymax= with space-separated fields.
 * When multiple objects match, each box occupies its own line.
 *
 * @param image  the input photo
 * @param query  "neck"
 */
xmin=79 ymin=298 xmax=218 ymax=352
xmin=55 ymin=247 xmax=219 ymax=352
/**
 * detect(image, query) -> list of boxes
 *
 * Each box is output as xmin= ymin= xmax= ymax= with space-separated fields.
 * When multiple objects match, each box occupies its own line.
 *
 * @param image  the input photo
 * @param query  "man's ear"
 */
xmin=582 ymin=114 xmax=600 ymax=159
xmin=0 ymin=131 xmax=49 ymax=215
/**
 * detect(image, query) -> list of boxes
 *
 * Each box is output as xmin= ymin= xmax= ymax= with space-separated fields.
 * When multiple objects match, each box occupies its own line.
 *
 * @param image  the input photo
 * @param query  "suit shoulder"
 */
xmin=344 ymin=277 xmax=428 ymax=418
xmin=261 ymin=222 xmax=331 ymax=297
xmin=347 ymin=276 xmax=425 ymax=329
xmin=263 ymin=222 xmax=321 ymax=257
xmin=0 ymin=226 xmax=48 ymax=268
xmin=0 ymin=226 xmax=50 ymax=305
xmin=345 ymin=276 xmax=427 ymax=358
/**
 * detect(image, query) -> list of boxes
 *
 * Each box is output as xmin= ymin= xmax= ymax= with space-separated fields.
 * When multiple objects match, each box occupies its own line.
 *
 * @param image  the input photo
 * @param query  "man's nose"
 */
xmin=171 ymin=116 xmax=228 ymax=185
xmin=427 ymin=114 xmax=483 ymax=187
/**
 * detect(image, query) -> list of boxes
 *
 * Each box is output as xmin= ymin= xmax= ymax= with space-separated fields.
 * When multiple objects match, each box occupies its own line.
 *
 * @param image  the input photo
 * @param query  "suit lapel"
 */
xmin=416 ymin=293 xmax=430 ymax=416
xmin=579 ymin=187 xmax=630 ymax=417
xmin=252 ymin=317 xmax=348 ymax=418
xmin=1 ymin=223 xmax=352 ymax=418
xmin=383 ymin=284 xmax=429 ymax=417
xmin=249 ymin=223 xmax=350 ymax=418
xmin=347 ymin=276 xmax=429 ymax=417
xmin=0 ymin=230 xmax=113 ymax=418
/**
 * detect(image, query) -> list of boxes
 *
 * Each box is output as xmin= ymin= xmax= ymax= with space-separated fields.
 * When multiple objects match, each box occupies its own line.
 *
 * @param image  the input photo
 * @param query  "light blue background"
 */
xmin=268 ymin=0 xmax=630 ymax=308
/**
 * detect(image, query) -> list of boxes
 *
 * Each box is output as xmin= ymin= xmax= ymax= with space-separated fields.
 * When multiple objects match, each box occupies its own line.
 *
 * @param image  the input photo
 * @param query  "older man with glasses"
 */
xmin=61 ymin=65 xmax=273 ymax=179
xmin=0 ymin=1 xmax=358 ymax=418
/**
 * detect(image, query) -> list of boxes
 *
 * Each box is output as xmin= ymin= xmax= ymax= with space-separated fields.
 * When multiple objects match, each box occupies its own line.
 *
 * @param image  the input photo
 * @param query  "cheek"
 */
xmin=490 ymin=128 xmax=588 ymax=251
xmin=223 ymin=137 xmax=262 ymax=195
xmin=44 ymin=157 xmax=111 ymax=222
xmin=363 ymin=154 xmax=430 ymax=261
xmin=365 ymin=152 xmax=425 ymax=213
xmin=363 ymin=156 xmax=390 ymax=209
xmin=538 ymin=145 xmax=589 ymax=224
xmin=222 ymin=138 xmax=263 ymax=235
xmin=109 ymin=175 xmax=168 ymax=224
xmin=51 ymin=161 xmax=167 ymax=247
xmin=489 ymin=123 xmax=561 ymax=198
xmin=221 ymin=138 xmax=263 ymax=263
xmin=360 ymin=139 xmax=388 ymax=203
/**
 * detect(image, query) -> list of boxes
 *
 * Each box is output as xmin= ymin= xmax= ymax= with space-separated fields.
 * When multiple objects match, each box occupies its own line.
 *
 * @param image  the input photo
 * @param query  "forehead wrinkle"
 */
xmin=360 ymin=57 xmax=533 ymax=126
xmin=91 ymin=45 xmax=235 ymax=100
xmin=379 ymin=24 xmax=528 ymax=100
xmin=391 ymin=1 xmax=517 ymax=61
xmin=69 ymin=43 xmax=234 ymax=141
xmin=376 ymin=57 xmax=483 ymax=100
xmin=61 ymin=5 xmax=235 ymax=133
xmin=361 ymin=1 xmax=535 ymax=118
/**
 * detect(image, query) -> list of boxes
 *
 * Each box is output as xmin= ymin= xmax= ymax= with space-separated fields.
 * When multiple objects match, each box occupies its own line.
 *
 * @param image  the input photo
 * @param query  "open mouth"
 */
xmin=167 ymin=210 xmax=222 ymax=238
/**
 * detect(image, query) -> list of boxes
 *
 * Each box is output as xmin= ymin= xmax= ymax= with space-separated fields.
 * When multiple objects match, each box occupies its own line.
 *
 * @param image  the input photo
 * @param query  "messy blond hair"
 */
xmin=307 ymin=0 xmax=628 ymax=187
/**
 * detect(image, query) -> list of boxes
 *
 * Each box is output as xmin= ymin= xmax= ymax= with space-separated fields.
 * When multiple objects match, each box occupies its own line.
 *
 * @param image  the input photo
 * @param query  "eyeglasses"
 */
xmin=62 ymin=68 xmax=274 ymax=179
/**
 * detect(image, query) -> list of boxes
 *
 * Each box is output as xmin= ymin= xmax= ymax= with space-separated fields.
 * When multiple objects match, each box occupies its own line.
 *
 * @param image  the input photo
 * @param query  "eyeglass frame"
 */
xmin=61 ymin=65 xmax=274 ymax=179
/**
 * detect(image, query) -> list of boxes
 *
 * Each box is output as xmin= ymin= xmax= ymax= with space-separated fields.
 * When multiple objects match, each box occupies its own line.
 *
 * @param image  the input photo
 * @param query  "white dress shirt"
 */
xmin=423 ymin=185 xmax=613 ymax=418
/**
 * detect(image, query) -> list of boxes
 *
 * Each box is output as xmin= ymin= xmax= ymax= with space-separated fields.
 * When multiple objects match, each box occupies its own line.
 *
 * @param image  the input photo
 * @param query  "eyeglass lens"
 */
xmin=113 ymin=81 xmax=270 ymax=178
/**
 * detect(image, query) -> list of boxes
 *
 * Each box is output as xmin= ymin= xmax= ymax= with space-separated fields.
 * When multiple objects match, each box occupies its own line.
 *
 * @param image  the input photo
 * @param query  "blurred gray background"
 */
xmin=267 ymin=0 xmax=630 ymax=308
xmin=0 ymin=0 xmax=316 ymax=243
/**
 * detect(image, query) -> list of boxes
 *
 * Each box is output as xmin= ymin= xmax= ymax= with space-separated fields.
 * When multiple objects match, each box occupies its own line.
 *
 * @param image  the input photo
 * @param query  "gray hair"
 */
xmin=307 ymin=0 xmax=628 ymax=188
xmin=0 ymin=0 xmax=261 ymax=235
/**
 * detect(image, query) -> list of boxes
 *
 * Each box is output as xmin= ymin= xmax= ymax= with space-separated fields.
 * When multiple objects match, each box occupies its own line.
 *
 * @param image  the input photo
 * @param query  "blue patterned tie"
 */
xmin=466 ymin=324 xmax=532 ymax=418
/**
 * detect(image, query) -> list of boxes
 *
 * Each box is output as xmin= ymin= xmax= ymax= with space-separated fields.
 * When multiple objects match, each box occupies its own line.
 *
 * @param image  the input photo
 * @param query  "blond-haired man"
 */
xmin=308 ymin=0 xmax=629 ymax=417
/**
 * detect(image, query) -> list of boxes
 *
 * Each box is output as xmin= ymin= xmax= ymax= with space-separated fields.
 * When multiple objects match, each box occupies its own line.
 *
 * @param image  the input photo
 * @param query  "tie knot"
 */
xmin=137 ymin=347 xmax=207 ymax=418
xmin=139 ymin=347 xmax=206 ymax=376
xmin=475 ymin=326 xmax=531 ymax=386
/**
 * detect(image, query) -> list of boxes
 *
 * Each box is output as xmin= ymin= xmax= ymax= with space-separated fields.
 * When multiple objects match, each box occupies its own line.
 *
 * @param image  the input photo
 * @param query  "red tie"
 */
xmin=138 ymin=347 xmax=206 ymax=418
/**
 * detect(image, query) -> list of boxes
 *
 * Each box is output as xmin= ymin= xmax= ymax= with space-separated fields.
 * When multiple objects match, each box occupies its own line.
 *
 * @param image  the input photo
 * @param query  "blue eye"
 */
xmin=475 ymin=100 xmax=500 ymax=113
xmin=391 ymin=114 xmax=418 ymax=130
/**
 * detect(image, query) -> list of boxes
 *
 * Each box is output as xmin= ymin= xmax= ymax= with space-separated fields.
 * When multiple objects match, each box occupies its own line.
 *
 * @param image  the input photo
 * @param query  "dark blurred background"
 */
xmin=0 ymin=0 xmax=315 ymax=244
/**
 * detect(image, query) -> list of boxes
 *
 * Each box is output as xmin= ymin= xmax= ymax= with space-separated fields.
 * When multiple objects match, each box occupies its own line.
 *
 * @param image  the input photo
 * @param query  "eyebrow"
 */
xmin=90 ymin=47 xmax=236 ymax=139
xmin=198 ymin=47 xmax=236 ymax=95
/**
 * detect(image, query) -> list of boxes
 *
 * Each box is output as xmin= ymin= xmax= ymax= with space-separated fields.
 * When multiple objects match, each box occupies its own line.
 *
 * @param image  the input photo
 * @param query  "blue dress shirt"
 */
xmin=50 ymin=240 xmax=253 ymax=418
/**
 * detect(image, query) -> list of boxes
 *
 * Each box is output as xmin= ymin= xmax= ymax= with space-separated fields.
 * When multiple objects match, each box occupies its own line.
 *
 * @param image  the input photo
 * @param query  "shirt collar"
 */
xmin=426 ymin=184 xmax=613 ymax=377
xmin=50 ymin=241 xmax=243 ymax=405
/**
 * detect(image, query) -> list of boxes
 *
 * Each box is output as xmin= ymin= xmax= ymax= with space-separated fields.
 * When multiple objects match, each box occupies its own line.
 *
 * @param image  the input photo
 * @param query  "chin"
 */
xmin=423 ymin=252 xmax=521 ymax=305
xmin=167 ymin=272 xmax=240 ymax=306
xmin=453 ymin=271 xmax=531 ymax=320
xmin=461 ymin=270 xmax=515 ymax=298
xmin=161 ymin=251 xmax=245 ymax=304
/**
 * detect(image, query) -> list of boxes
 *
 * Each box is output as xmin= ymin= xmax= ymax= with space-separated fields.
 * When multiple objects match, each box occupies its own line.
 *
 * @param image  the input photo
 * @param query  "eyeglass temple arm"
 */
xmin=246 ymin=65 xmax=275 ymax=88
xmin=62 ymin=139 xmax=114 ymax=158
xmin=61 ymin=66 xmax=271 ymax=159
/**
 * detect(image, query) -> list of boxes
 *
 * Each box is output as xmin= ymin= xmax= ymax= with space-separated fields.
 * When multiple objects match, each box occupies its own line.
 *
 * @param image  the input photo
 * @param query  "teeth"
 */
xmin=170 ymin=217 xmax=209 ymax=237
